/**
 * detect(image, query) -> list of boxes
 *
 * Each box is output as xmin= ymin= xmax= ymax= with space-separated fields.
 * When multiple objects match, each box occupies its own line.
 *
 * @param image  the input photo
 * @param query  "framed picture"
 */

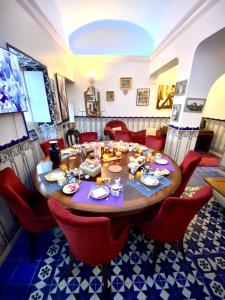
xmin=120 ymin=77 xmax=132 ymax=90
xmin=84 ymin=86 xmax=101 ymax=116
xmin=136 ymin=88 xmax=150 ymax=106
xmin=50 ymin=78 xmax=57 ymax=105
xmin=106 ymin=91 xmax=114 ymax=101
xmin=55 ymin=73 xmax=69 ymax=122
xmin=28 ymin=129 xmax=38 ymax=141
xmin=171 ymin=104 xmax=182 ymax=122
xmin=175 ymin=80 xmax=187 ymax=96
xmin=156 ymin=85 xmax=175 ymax=109
xmin=184 ymin=98 xmax=206 ymax=113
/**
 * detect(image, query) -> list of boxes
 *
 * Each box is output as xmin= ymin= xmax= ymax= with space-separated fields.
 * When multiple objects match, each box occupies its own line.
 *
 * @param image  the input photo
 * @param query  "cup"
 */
xmin=57 ymin=177 xmax=66 ymax=186
xmin=111 ymin=184 xmax=120 ymax=197
xmin=131 ymin=167 xmax=137 ymax=175
xmin=73 ymin=168 xmax=79 ymax=177
xmin=114 ymin=176 xmax=121 ymax=186
xmin=155 ymin=153 xmax=162 ymax=160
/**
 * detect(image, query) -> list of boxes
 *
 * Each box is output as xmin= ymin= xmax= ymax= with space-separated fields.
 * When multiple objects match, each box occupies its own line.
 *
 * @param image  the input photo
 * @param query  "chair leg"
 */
xmin=28 ymin=232 xmax=36 ymax=260
xmin=152 ymin=241 xmax=164 ymax=271
xmin=66 ymin=252 xmax=75 ymax=276
xmin=178 ymin=239 xmax=185 ymax=256
xmin=101 ymin=263 xmax=110 ymax=297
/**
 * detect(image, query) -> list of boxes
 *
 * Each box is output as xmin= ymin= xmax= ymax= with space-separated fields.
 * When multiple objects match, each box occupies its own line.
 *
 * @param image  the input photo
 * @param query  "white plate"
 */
xmin=155 ymin=158 xmax=168 ymax=165
xmin=90 ymin=185 xmax=110 ymax=199
xmin=44 ymin=170 xmax=65 ymax=182
xmin=155 ymin=168 xmax=170 ymax=176
xmin=128 ymin=162 xmax=139 ymax=169
xmin=141 ymin=176 xmax=159 ymax=187
xmin=63 ymin=183 xmax=79 ymax=194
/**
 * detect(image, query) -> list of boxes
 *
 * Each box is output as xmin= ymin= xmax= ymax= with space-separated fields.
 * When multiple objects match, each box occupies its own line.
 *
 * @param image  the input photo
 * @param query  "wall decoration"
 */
xmin=28 ymin=129 xmax=38 ymax=141
xmin=106 ymin=91 xmax=114 ymax=101
xmin=175 ymin=79 xmax=188 ymax=96
xmin=136 ymin=88 xmax=150 ymax=106
xmin=171 ymin=104 xmax=182 ymax=122
xmin=120 ymin=77 xmax=132 ymax=90
xmin=55 ymin=73 xmax=69 ymax=122
xmin=156 ymin=85 xmax=175 ymax=109
xmin=184 ymin=98 xmax=206 ymax=113
xmin=84 ymin=85 xmax=101 ymax=116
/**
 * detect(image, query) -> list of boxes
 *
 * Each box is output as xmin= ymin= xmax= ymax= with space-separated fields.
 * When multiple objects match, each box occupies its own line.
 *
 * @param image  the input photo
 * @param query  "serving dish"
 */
xmin=141 ymin=175 xmax=160 ymax=187
xmin=89 ymin=185 xmax=110 ymax=199
xmin=63 ymin=183 xmax=79 ymax=194
xmin=44 ymin=170 xmax=65 ymax=182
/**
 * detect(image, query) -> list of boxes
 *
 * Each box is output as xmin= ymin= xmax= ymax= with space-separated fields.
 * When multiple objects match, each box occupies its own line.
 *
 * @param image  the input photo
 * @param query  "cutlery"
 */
xmin=137 ymin=181 xmax=150 ymax=191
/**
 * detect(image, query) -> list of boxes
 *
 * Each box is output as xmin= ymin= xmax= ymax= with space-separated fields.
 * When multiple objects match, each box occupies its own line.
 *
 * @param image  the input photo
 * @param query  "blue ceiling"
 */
xmin=69 ymin=20 xmax=154 ymax=56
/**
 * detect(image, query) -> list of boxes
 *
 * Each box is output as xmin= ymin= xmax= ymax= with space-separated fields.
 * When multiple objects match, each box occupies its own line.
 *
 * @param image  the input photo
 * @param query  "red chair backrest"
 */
xmin=148 ymin=186 xmax=212 ymax=243
xmin=40 ymin=138 xmax=65 ymax=156
xmin=115 ymin=130 xmax=132 ymax=142
xmin=174 ymin=150 xmax=201 ymax=197
xmin=79 ymin=132 xmax=98 ymax=144
xmin=48 ymin=198 xmax=116 ymax=265
xmin=145 ymin=135 xmax=165 ymax=151
xmin=105 ymin=120 xmax=128 ymax=131
xmin=0 ymin=167 xmax=34 ymax=226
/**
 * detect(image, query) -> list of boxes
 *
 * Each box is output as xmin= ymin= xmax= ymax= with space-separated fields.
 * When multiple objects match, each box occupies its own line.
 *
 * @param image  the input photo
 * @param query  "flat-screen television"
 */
xmin=0 ymin=47 xmax=27 ymax=113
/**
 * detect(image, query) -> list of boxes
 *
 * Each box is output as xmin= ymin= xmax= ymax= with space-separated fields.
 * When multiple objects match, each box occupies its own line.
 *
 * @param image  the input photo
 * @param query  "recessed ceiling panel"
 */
xmin=69 ymin=20 xmax=154 ymax=56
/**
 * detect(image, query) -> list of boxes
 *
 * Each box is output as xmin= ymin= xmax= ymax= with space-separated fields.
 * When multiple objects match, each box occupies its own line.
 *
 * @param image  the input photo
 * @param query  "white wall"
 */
xmin=0 ymin=0 xmax=75 ymax=146
xmin=149 ymin=0 xmax=225 ymax=128
xmin=203 ymin=73 xmax=225 ymax=119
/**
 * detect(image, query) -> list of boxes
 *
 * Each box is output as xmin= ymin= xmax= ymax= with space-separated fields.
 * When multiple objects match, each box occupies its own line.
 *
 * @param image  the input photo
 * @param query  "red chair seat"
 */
xmin=79 ymin=132 xmax=98 ymax=144
xmin=145 ymin=135 xmax=165 ymax=151
xmin=40 ymin=138 xmax=65 ymax=156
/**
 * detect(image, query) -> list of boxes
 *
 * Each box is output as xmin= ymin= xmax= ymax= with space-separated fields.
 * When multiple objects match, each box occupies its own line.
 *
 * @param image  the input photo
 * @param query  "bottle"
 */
xmin=49 ymin=141 xmax=61 ymax=163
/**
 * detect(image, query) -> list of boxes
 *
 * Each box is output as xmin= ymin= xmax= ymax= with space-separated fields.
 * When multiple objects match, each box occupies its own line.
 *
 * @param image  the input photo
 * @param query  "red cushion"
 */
xmin=131 ymin=130 xmax=146 ymax=145
xmin=0 ymin=168 xmax=56 ymax=232
xmin=79 ymin=132 xmax=98 ymax=144
xmin=134 ymin=186 xmax=212 ymax=243
xmin=145 ymin=135 xmax=165 ymax=151
xmin=48 ymin=199 xmax=130 ymax=265
xmin=114 ymin=130 xmax=132 ymax=142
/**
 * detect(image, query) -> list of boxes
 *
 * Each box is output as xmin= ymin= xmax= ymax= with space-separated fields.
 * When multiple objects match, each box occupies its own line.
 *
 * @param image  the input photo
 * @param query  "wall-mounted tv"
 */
xmin=0 ymin=47 xmax=27 ymax=114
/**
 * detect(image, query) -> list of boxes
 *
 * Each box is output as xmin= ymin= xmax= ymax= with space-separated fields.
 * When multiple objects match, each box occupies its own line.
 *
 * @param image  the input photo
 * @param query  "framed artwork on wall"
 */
xmin=171 ymin=104 xmax=182 ymax=122
xmin=28 ymin=129 xmax=38 ymax=141
xmin=184 ymin=98 xmax=206 ymax=113
xmin=106 ymin=91 xmax=114 ymax=101
xmin=136 ymin=88 xmax=150 ymax=106
xmin=84 ymin=86 xmax=101 ymax=116
xmin=120 ymin=77 xmax=132 ymax=90
xmin=156 ymin=84 xmax=175 ymax=109
xmin=175 ymin=79 xmax=187 ymax=96
xmin=55 ymin=73 xmax=69 ymax=122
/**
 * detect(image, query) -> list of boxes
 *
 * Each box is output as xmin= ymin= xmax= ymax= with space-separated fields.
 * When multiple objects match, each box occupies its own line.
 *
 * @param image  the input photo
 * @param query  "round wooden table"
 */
xmin=34 ymin=149 xmax=181 ymax=217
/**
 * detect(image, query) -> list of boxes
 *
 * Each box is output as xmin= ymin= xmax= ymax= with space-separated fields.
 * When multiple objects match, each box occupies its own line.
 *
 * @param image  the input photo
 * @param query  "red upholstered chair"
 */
xmin=104 ymin=120 xmax=129 ymax=140
xmin=79 ymin=132 xmax=98 ymax=144
xmin=114 ymin=130 xmax=132 ymax=142
xmin=134 ymin=186 xmax=212 ymax=269
xmin=0 ymin=168 xmax=56 ymax=258
xmin=40 ymin=138 xmax=65 ymax=156
xmin=173 ymin=150 xmax=201 ymax=197
xmin=48 ymin=199 xmax=130 ymax=293
xmin=145 ymin=135 xmax=165 ymax=151
xmin=131 ymin=130 xmax=146 ymax=145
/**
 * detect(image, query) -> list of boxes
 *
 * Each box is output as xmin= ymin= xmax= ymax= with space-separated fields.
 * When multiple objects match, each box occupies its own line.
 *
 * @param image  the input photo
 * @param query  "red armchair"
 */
xmin=48 ymin=198 xmax=130 ymax=294
xmin=104 ymin=120 xmax=146 ymax=144
xmin=40 ymin=138 xmax=65 ymax=156
xmin=0 ymin=168 xmax=56 ymax=258
xmin=173 ymin=150 xmax=201 ymax=197
xmin=145 ymin=135 xmax=165 ymax=151
xmin=79 ymin=132 xmax=98 ymax=144
xmin=134 ymin=186 xmax=212 ymax=269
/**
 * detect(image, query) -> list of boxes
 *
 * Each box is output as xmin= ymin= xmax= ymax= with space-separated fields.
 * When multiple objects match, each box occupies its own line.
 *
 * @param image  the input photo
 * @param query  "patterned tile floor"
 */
xmin=0 ymin=167 xmax=224 ymax=300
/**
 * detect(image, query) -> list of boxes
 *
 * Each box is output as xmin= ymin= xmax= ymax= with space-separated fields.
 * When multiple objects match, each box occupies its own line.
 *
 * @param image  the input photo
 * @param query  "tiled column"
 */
xmin=164 ymin=126 xmax=199 ymax=164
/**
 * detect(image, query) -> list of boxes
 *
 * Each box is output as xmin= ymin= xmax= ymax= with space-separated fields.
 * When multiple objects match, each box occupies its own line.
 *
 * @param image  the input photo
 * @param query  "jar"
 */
xmin=49 ymin=141 xmax=61 ymax=163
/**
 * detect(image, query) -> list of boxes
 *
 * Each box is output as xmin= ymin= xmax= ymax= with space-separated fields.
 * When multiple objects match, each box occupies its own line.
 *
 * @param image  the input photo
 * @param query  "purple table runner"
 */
xmin=71 ymin=181 xmax=123 ymax=207
xmin=150 ymin=156 xmax=175 ymax=171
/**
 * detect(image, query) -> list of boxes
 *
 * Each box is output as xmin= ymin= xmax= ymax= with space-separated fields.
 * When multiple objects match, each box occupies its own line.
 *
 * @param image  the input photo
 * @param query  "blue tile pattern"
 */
xmin=0 ymin=167 xmax=224 ymax=300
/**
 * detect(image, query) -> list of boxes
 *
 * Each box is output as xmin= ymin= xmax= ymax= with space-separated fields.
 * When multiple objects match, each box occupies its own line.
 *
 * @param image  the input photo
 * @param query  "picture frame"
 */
xmin=175 ymin=79 xmax=187 ymax=96
xmin=120 ymin=77 xmax=132 ymax=90
xmin=136 ymin=88 xmax=150 ymax=106
xmin=156 ymin=85 xmax=175 ymax=109
xmin=106 ymin=91 xmax=114 ymax=101
xmin=50 ymin=78 xmax=57 ymax=105
xmin=171 ymin=104 xmax=182 ymax=122
xmin=55 ymin=73 xmax=69 ymax=122
xmin=84 ymin=86 xmax=101 ymax=116
xmin=28 ymin=129 xmax=38 ymax=142
xmin=184 ymin=98 xmax=206 ymax=113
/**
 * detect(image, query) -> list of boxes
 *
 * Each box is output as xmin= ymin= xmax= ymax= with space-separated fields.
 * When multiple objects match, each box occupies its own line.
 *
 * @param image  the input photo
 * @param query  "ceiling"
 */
xmin=34 ymin=0 xmax=202 ymax=56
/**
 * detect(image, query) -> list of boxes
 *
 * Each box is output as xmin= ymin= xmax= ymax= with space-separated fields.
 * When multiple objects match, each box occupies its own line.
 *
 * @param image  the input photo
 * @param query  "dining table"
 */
xmin=33 ymin=144 xmax=181 ymax=217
